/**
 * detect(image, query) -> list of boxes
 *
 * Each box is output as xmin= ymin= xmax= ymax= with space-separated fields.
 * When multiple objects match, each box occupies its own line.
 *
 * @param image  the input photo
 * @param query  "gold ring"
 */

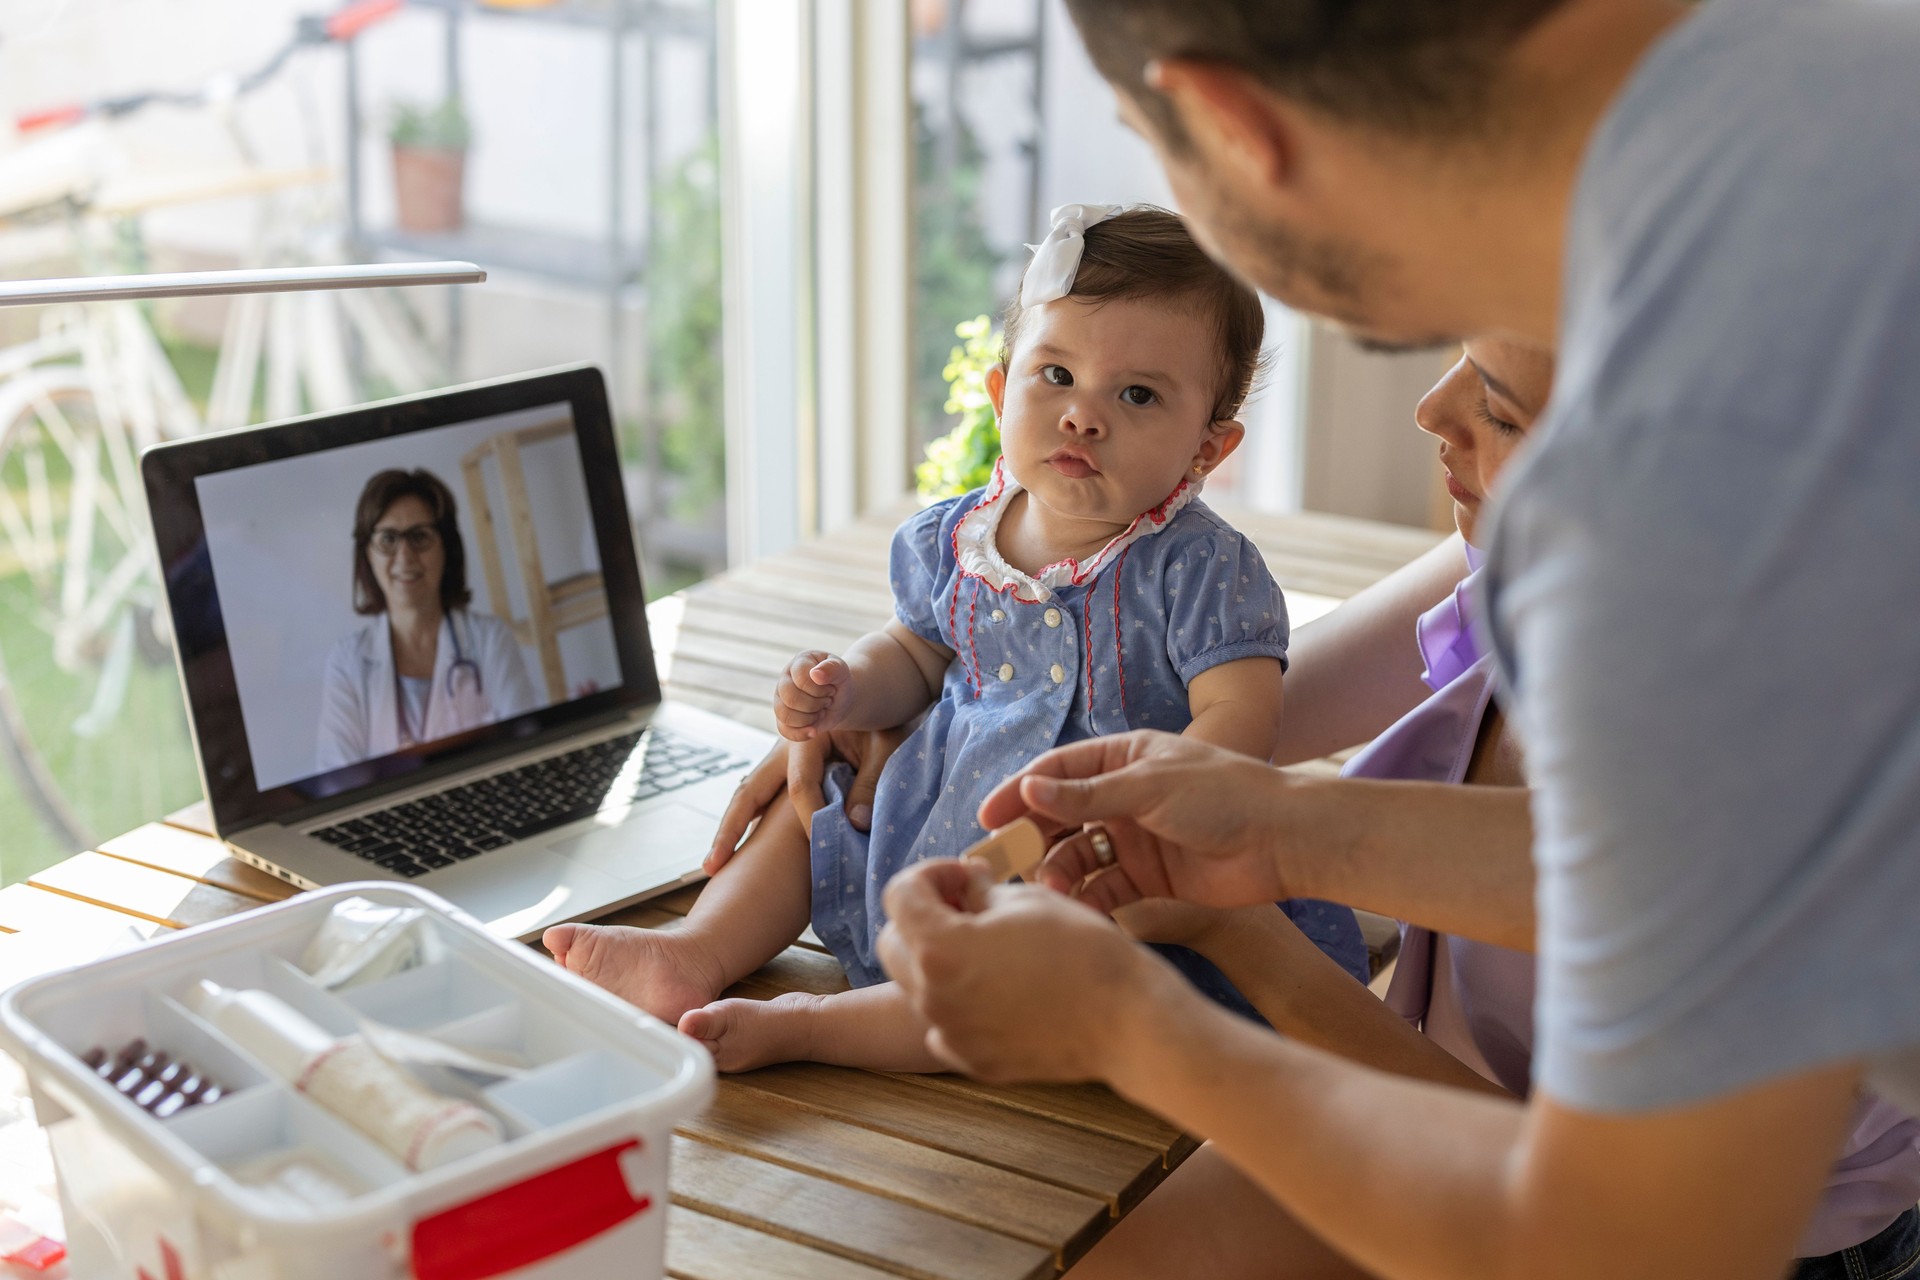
xmin=1089 ymin=827 xmax=1115 ymax=868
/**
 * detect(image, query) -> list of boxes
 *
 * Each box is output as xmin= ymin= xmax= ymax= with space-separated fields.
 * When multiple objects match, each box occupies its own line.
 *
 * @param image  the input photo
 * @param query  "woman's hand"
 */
xmin=775 ymin=650 xmax=855 ymax=741
xmin=1112 ymin=898 xmax=1241 ymax=950
xmin=704 ymin=725 xmax=906 ymax=874
xmin=979 ymin=730 xmax=1308 ymax=914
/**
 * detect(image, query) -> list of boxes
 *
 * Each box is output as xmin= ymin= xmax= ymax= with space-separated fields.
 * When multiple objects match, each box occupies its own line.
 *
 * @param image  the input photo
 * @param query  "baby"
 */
xmin=548 ymin=206 xmax=1350 ymax=1071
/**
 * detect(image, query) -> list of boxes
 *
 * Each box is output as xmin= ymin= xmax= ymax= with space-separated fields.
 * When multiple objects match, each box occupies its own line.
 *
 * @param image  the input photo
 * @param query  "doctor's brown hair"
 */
xmin=350 ymin=468 xmax=473 ymax=616
xmin=999 ymin=206 xmax=1265 ymax=424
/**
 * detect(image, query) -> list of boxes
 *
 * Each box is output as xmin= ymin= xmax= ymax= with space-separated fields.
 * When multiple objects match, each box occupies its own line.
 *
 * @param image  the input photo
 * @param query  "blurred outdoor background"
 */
xmin=0 ymin=0 xmax=1445 ymax=882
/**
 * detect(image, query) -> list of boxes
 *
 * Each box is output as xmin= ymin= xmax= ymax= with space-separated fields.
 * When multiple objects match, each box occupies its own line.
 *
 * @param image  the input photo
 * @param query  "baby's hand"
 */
xmin=775 ymin=650 xmax=854 ymax=741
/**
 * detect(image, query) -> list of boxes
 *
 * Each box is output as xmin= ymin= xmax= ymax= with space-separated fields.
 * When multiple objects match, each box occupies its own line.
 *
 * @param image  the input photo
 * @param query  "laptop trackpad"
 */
xmin=552 ymin=803 xmax=714 ymax=882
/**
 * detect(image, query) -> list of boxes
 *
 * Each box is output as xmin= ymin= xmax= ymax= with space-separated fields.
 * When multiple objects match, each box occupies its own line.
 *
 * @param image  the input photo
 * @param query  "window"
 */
xmin=0 ymin=0 xmax=725 ymax=880
xmin=907 ymin=0 xmax=1306 ymax=510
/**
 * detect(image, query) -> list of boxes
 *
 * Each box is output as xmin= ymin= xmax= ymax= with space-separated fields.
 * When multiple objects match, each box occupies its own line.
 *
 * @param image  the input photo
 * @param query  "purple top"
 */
xmin=1347 ymin=560 xmax=1920 ymax=1258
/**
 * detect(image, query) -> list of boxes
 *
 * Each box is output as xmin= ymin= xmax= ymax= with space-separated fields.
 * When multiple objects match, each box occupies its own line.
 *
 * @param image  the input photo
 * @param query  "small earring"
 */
xmin=1192 ymin=464 xmax=1205 ymax=475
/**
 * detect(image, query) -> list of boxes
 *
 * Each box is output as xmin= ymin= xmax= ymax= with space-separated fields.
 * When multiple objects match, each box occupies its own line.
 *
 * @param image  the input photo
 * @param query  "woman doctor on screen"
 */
xmin=315 ymin=468 xmax=537 ymax=774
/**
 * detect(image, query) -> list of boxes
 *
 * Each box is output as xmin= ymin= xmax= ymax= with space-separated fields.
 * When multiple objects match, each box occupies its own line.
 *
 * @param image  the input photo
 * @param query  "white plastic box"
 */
xmin=0 ymin=883 xmax=713 ymax=1280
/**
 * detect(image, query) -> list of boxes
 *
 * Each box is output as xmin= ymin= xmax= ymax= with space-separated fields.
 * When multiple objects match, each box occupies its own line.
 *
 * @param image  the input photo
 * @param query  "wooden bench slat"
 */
xmin=732 ymin=1062 xmax=1164 ymax=1211
xmin=671 ymin=1135 xmax=1053 ymax=1280
xmin=888 ymin=1072 xmax=1187 ymax=1156
xmin=678 ymin=1086 xmax=1109 ymax=1264
xmin=28 ymin=851 xmax=268 ymax=930
xmin=96 ymin=823 xmax=297 ymax=904
xmin=667 ymin=1205 xmax=905 ymax=1280
xmin=0 ymin=882 xmax=166 ymax=937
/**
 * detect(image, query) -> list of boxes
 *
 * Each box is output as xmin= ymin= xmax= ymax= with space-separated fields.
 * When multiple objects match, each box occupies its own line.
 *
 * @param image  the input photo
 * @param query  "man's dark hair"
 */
xmin=1064 ymin=1 xmax=1566 ymax=141
xmin=350 ymin=467 xmax=473 ymax=616
xmin=1001 ymin=207 xmax=1266 ymax=424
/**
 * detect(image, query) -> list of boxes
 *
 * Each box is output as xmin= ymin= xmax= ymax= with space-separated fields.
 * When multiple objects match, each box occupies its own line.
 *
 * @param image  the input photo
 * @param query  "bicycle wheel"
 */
xmin=0 ymin=366 xmax=200 ymax=876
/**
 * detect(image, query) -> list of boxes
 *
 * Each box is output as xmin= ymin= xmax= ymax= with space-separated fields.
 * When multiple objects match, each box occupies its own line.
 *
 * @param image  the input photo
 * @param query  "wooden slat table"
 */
xmin=0 ymin=502 xmax=1439 ymax=1278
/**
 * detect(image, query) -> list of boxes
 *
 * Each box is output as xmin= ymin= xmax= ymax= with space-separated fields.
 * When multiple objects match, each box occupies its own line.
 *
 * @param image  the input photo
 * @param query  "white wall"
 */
xmin=196 ymin=402 xmax=619 ymax=789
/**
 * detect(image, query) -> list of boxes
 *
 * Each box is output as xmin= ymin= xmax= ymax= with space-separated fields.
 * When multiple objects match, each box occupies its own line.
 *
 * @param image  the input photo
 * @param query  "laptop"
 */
xmin=142 ymin=365 xmax=774 ymax=940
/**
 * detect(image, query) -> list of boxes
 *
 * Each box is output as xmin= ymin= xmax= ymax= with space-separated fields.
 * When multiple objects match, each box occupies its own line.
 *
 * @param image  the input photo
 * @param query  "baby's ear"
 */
xmin=985 ymin=364 xmax=1008 ymax=418
xmin=1193 ymin=419 xmax=1246 ymax=477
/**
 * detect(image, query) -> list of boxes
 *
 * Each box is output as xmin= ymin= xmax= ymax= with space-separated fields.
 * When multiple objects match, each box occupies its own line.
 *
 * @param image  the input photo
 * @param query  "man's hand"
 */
xmin=775 ymin=650 xmax=855 ymax=741
xmin=878 ymin=859 xmax=1170 ymax=1083
xmin=978 ymin=730 xmax=1300 ymax=913
xmin=706 ymin=726 xmax=905 ymax=873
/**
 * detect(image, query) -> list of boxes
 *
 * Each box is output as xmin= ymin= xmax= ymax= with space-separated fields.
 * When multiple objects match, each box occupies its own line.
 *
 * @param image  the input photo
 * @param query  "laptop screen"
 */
xmin=144 ymin=367 xmax=660 ymax=832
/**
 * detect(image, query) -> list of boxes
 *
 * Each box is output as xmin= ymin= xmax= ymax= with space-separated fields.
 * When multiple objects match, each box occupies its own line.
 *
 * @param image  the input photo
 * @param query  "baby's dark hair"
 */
xmin=999 ymin=207 xmax=1265 ymax=424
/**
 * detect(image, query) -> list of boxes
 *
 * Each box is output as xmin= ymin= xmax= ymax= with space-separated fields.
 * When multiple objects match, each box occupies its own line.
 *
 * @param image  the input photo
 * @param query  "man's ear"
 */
xmin=1191 ymin=420 xmax=1246 ymax=478
xmin=1147 ymin=59 xmax=1296 ymax=190
xmin=986 ymin=363 xmax=1008 ymax=419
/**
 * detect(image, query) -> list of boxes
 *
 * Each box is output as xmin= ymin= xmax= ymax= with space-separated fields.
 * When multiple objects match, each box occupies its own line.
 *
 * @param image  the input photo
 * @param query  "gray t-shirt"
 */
xmin=1482 ymin=0 xmax=1920 ymax=1115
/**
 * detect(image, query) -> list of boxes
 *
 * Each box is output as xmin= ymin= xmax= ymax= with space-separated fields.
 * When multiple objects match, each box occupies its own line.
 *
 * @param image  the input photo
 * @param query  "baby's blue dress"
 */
xmin=809 ymin=465 xmax=1368 ymax=998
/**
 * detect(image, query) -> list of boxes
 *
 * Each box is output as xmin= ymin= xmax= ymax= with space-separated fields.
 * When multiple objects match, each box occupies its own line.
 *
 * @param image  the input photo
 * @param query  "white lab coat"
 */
xmin=314 ymin=609 xmax=539 ymax=775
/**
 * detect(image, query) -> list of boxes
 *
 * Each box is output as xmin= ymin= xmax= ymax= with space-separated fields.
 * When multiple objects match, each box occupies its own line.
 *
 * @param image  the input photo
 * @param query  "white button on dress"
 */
xmin=997 ymin=663 xmax=1015 ymax=682
xmin=1050 ymin=663 xmax=1066 ymax=684
xmin=1043 ymin=608 xmax=1062 ymax=628
xmin=991 ymin=609 xmax=1006 ymax=622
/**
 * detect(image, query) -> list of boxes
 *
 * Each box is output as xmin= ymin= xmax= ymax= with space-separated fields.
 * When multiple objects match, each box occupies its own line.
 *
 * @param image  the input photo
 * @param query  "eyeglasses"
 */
xmin=369 ymin=523 xmax=441 ymax=555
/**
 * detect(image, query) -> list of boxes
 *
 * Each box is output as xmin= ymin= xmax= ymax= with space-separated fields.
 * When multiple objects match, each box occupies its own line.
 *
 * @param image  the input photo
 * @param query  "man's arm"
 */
xmin=983 ymin=733 xmax=1538 ymax=953
xmin=1280 ymin=776 xmax=1538 ymax=953
xmin=882 ymin=865 xmax=1862 ymax=1280
xmin=1111 ymin=956 xmax=1861 ymax=1280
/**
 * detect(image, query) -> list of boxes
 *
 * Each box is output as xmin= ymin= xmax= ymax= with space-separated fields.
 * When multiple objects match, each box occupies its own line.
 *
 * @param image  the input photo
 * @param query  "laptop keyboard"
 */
xmin=306 ymin=728 xmax=747 ymax=879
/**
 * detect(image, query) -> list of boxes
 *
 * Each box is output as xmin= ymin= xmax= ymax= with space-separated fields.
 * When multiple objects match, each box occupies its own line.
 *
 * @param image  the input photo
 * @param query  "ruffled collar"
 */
xmin=951 ymin=458 xmax=1200 ymax=603
xmin=1415 ymin=542 xmax=1486 ymax=692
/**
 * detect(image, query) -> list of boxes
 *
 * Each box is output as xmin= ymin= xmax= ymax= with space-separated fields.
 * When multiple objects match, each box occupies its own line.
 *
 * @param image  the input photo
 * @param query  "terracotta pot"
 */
xmin=392 ymin=145 xmax=467 ymax=234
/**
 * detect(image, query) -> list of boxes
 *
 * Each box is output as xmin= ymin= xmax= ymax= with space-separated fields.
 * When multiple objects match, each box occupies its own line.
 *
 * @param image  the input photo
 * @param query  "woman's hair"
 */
xmin=999 ymin=207 xmax=1266 ymax=424
xmin=351 ymin=468 xmax=472 ymax=616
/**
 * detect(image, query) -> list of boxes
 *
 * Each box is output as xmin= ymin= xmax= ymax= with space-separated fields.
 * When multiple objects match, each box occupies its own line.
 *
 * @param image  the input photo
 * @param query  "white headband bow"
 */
xmin=1020 ymin=203 xmax=1126 ymax=307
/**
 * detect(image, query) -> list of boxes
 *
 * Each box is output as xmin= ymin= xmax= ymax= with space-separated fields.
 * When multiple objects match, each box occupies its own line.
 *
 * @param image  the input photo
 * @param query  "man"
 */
xmin=876 ymin=2 xmax=1920 ymax=1276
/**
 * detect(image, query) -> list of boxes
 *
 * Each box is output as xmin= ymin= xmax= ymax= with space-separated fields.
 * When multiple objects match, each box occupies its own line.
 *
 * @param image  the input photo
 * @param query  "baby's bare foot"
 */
xmin=542 ymin=923 xmax=725 ymax=1025
xmin=678 ymin=993 xmax=823 ymax=1073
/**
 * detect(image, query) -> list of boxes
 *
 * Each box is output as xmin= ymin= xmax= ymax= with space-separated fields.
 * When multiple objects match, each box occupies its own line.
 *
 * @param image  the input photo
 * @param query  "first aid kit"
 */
xmin=0 ymin=883 xmax=712 ymax=1280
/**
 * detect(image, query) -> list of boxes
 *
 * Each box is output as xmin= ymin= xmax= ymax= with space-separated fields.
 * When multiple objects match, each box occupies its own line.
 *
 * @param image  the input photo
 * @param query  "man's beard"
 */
xmin=1198 ymin=195 xmax=1458 ymax=353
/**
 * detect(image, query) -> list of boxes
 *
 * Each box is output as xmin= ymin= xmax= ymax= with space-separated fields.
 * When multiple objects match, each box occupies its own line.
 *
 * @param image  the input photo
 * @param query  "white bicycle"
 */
xmin=0 ymin=0 xmax=434 ymax=858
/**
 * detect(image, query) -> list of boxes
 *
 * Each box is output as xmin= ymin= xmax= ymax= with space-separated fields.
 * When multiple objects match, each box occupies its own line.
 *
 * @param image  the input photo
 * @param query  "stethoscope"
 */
xmin=394 ymin=613 xmax=483 ymax=744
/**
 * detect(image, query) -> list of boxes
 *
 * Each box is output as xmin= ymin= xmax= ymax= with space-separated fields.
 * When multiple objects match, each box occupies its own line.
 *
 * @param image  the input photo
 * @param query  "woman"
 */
xmin=315 ymin=468 xmax=536 ymax=775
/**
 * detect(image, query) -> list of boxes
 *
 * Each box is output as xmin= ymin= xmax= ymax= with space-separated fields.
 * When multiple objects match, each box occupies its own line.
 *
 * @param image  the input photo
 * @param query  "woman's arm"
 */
xmin=1119 ymin=901 xmax=1509 ymax=1095
xmin=1271 ymin=532 xmax=1470 ymax=765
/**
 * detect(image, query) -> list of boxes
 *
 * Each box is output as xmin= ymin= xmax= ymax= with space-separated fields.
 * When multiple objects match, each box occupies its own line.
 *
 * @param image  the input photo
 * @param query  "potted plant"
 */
xmin=389 ymin=97 xmax=471 ymax=234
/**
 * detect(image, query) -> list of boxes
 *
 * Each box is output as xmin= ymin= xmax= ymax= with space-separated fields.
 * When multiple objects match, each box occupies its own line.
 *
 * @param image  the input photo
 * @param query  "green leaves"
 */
xmin=916 ymin=314 xmax=1003 ymax=499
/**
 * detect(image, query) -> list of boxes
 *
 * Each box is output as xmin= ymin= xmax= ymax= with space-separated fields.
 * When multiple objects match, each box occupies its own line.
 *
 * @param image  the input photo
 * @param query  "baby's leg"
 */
xmin=678 ymin=982 xmax=941 ymax=1074
xmin=544 ymin=797 xmax=815 ymax=1024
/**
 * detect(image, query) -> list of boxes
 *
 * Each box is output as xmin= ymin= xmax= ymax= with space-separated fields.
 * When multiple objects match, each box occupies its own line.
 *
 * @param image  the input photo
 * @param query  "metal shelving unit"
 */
xmin=914 ymin=0 xmax=1049 ymax=249
xmin=339 ymin=0 xmax=722 ymax=571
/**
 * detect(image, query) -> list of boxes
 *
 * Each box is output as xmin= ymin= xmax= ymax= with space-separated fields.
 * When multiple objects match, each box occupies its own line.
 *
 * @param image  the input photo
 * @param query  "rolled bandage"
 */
xmin=1019 ymin=203 xmax=1126 ymax=306
xmin=961 ymin=818 xmax=1046 ymax=882
xmin=186 ymin=980 xmax=501 ymax=1171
